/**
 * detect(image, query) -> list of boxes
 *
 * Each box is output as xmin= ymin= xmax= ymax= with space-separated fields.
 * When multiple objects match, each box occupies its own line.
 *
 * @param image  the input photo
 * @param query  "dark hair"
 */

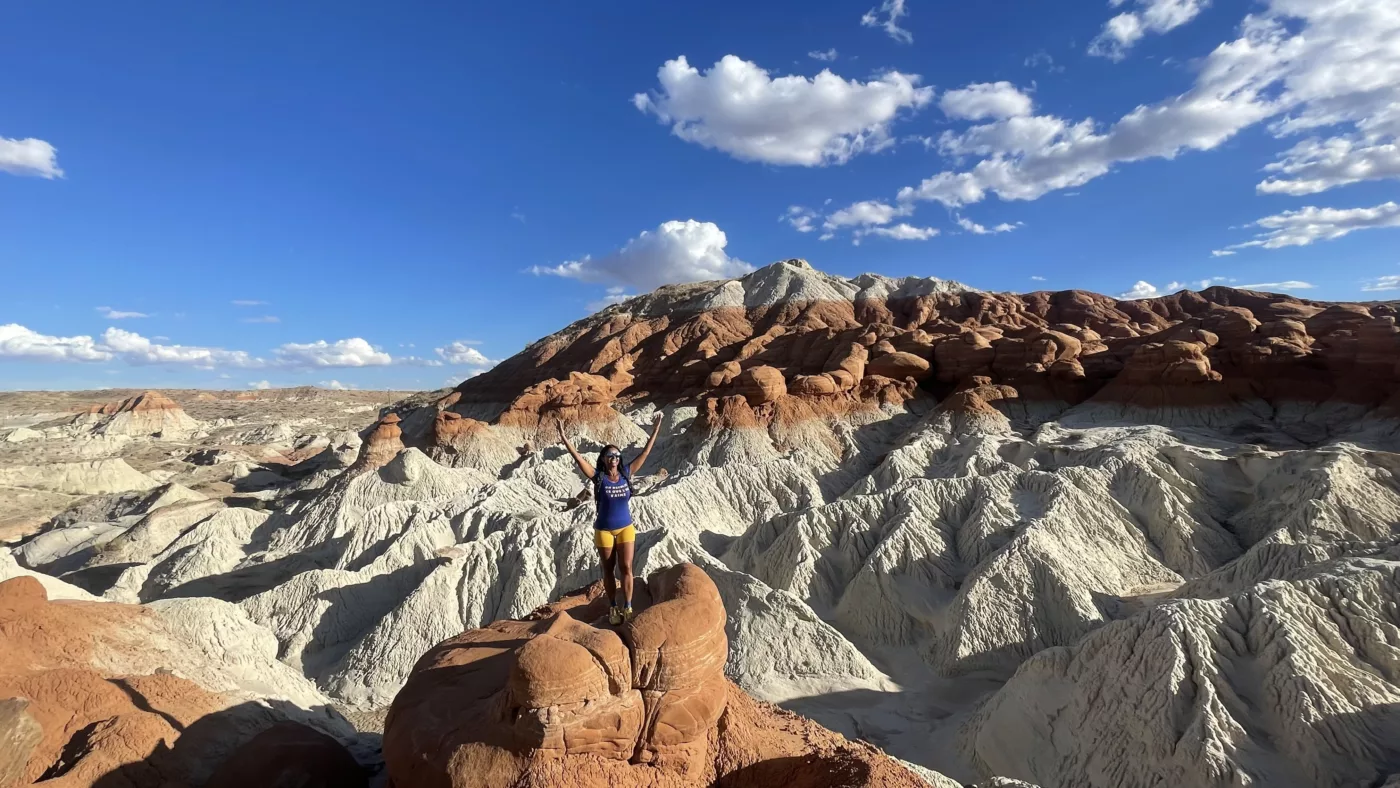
xmin=595 ymin=444 xmax=623 ymax=472
xmin=593 ymin=444 xmax=633 ymax=496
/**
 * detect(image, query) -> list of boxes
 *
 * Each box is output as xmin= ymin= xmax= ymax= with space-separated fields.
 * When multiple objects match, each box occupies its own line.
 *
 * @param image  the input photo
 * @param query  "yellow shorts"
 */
xmin=594 ymin=525 xmax=636 ymax=549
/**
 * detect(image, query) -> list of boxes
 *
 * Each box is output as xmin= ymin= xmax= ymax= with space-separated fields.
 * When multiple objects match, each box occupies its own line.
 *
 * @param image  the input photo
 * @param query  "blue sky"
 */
xmin=3 ymin=0 xmax=1398 ymax=390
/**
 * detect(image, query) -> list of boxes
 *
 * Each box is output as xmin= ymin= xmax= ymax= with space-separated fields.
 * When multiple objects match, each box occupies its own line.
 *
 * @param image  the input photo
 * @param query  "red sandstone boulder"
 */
xmin=381 ymin=564 xmax=924 ymax=788
xmin=866 ymin=351 xmax=932 ymax=381
xmin=733 ymin=365 xmax=788 ymax=405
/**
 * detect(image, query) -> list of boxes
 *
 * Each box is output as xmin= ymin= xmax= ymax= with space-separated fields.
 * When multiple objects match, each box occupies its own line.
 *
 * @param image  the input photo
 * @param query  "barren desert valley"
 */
xmin=7 ymin=0 xmax=1400 ymax=782
xmin=5 ymin=260 xmax=1400 ymax=786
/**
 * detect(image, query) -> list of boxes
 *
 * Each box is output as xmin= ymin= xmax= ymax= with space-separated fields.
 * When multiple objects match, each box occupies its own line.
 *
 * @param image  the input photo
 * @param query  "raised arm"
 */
xmin=556 ymin=420 xmax=595 ymax=479
xmin=629 ymin=413 xmax=664 ymax=476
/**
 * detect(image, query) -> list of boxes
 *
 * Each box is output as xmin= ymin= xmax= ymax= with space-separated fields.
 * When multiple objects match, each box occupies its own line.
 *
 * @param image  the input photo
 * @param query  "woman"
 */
xmin=557 ymin=413 xmax=664 ymax=625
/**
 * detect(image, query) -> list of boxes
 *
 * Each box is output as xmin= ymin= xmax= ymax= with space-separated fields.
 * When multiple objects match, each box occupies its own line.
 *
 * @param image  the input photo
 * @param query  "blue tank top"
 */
xmin=594 ymin=469 xmax=633 ymax=530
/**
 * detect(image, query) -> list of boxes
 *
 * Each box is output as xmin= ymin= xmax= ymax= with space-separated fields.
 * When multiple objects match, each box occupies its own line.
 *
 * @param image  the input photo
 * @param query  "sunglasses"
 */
xmin=603 ymin=453 xmax=621 ymax=459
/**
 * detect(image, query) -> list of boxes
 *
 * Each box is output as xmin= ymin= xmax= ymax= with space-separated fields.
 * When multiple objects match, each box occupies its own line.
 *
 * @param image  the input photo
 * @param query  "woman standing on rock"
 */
xmin=556 ymin=413 xmax=664 ymax=625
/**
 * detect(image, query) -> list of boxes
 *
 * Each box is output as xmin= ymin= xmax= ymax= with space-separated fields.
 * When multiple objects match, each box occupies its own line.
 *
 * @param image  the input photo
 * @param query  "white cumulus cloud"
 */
xmin=436 ymin=341 xmax=494 ymax=366
xmin=1120 ymin=281 xmax=1162 ymax=300
xmin=0 ymin=324 xmax=110 ymax=362
xmin=1090 ymin=0 xmax=1211 ymax=61
xmin=272 ymin=338 xmax=393 ymax=368
xmin=101 ymin=328 xmax=260 ymax=368
xmin=0 ymin=324 xmax=432 ymax=371
xmin=824 ymin=200 xmax=908 ymax=229
xmin=900 ymin=0 xmax=1400 ymax=210
xmin=0 ymin=136 xmax=63 ymax=178
xmin=529 ymin=219 xmax=752 ymax=292
xmin=939 ymin=82 xmax=1034 ymax=121
xmin=1257 ymin=136 xmax=1400 ymax=196
xmin=318 ymin=380 xmax=357 ymax=390
xmin=861 ymin=0 xmax=912 ymax=43
xmin=249 ymin=380 xmax=272 ymax=390
xmin=633 ymin=55 xmax=933 ymax=166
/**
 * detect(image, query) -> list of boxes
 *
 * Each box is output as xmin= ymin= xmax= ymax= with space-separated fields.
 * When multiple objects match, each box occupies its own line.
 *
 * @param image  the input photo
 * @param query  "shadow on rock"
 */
xmin=715 ymin=754 xmax=873 ymax=788
xmin=81 ymin=700 xmax=369 ymax=788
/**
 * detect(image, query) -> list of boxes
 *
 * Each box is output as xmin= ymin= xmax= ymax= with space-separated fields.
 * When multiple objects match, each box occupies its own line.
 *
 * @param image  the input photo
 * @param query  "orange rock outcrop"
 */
xmin=382 ymin=563 xmax=924 ymax=788
xmin=0 ymin=577 xmax=360 ymax=787
xmin=352 ymin=412 xmax=404 ymax=472
xmin=422 ymin=262 xmax=1400 ymax=442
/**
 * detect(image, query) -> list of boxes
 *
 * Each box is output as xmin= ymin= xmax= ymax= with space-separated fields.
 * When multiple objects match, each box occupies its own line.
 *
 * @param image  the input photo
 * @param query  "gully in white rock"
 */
xmin=557 ymin=413 xmax=665 ymax=625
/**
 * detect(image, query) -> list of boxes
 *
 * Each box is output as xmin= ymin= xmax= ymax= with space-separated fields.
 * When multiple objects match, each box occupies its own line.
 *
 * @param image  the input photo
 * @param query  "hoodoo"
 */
xmin=383 ymin=564 xmax=930 ymax=787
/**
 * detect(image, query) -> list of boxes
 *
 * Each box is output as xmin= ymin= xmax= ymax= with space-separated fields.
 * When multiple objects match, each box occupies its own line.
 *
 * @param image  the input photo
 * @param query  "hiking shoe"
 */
xmin=623 ymin=605 xmax=635 ymax=623
xmin=608 ymin=606 xmax=623 ymax=626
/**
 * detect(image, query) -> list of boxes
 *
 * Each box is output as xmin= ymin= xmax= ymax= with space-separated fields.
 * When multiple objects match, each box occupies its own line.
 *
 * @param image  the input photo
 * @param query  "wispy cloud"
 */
xmin=1363 ymin=275 xmax=1400 ymax=293
xmin=587 ymin=286 xmax=632 ymax=312
xmin=240 ymin=315 xmax=280 ymax=324
xmin=853 ymin=223 xmax=938 ymax=244
xmin=231 ymin=299 xmax=269 ymax=307
xmin=96 ymin=306 xmax=148 ymax=320
xmin=861 ymin=0 xmax=912 ymax=43
xmin=1024 ymin=50 xmax=1064 ymax=73
xmin=955 ymin=215 xmax=1020 ymax=235
xmin=1236 ymin=280 xmax=1315 ymax=292
xmin=808 ymin=48 xmax=838 ymax=62
xmin=1216 ymin=202 xmax=1400 ymax=254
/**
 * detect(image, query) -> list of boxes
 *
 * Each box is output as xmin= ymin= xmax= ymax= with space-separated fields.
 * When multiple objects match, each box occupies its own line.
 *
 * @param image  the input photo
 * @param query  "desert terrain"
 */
xmin=4 ymin=259 xmax=1400 ymax=787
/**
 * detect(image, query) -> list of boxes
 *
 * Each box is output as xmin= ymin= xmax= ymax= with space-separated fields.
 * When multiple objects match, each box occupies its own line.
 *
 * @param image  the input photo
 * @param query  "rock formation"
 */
xmin=383 ymin=563 xmax=931 ymax=787
xmin=8 ymin=259 xmax=1400 ymax=788
xmin=422 ymin=259 xmax=1400 ymax=453
xmin=0 ymin=459 xmax=158 ymax=496
xmin=352 ymin=412 xmax=404 ymax=472
xmin=69 ymin=390 xmax=202 ymax=440
xmin=0 ymin=575 xmax=361 ymax=787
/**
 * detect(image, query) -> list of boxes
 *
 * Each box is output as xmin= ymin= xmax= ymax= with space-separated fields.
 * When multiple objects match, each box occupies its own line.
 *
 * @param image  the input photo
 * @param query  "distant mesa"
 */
xmin=69 ymin=390 xmax=202 ymax=440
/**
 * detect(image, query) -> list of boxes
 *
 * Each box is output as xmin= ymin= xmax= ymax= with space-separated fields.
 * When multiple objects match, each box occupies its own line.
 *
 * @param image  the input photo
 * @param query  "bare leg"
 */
xmin=616 ymin=541 xmax=635 ymax=606
xmin=599 ymin=546 xmax=617 ymax=605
